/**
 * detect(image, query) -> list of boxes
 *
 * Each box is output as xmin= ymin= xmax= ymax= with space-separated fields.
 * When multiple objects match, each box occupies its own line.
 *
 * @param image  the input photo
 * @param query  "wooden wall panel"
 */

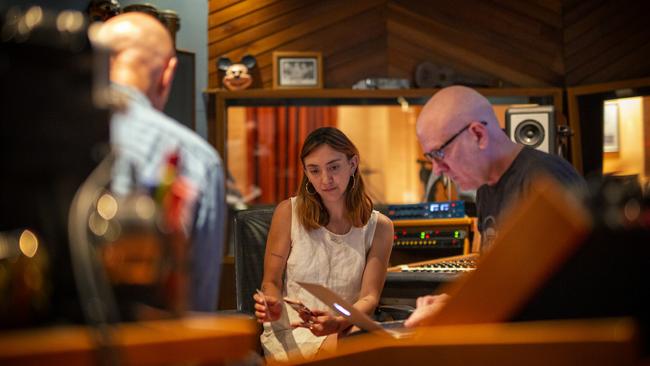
xmin=387 ymin=1 xmax=563 ymax=87
xmin=256 ymin=7 xmax=387 ymax=87
xmin=208 ymin=0 xmax=385 ymax=88
xmin=209 ymin=0 xmax=243 ymax=14
xmin=563 ymin=0 xmax=650 ymax=86
xmin=390 ymin=0 xmax=564 ymax=85
xmin=208 ymin=0 xmax=650 ymax=89
xmin=386 ymin=32 xmax=499 ymax=87
xmin=209 ymin=0 xmax=564 ymax=89
xmin=491 ymin=0 xmax=562 ymax=27
xmin=326 ymin=37 xmax=388 ymax=88
xmin=209 ymin=0 xmax=308 ymax=45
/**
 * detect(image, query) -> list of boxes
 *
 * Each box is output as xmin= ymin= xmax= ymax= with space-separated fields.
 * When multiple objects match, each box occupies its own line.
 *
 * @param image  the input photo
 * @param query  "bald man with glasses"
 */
xmin=405 ymin=86 xmax=585 ymax=327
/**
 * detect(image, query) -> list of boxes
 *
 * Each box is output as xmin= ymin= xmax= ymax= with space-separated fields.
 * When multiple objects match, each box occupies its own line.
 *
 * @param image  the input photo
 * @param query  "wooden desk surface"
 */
xmin=0 ymin=314 xmax=258 ymax=366
xmin=283 ymin=318 xmax=638 ymax=366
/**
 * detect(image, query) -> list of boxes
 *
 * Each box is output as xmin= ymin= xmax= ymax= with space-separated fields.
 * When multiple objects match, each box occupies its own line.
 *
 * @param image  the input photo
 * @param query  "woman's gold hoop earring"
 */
xmin=306 ymin=182 xmax=317 ymax=195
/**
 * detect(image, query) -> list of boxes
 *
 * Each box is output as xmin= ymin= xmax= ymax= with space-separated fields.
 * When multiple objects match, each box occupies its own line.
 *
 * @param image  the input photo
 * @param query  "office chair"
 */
xmin=232 ymin=206 xmax=275 ymax=315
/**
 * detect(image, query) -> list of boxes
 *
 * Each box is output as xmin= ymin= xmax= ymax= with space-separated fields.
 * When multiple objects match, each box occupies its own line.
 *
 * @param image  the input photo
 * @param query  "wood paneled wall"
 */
xmin=209 ymin=0 xmax=650 ymax=89
xmin=562 ymin=0 xmax=650 ymax=86
xmin=209 ymin=0 xmax=564 ymax=89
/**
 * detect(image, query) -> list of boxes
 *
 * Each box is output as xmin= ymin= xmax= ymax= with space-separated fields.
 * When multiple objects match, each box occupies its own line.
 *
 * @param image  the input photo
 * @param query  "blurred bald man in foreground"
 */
xmin=405 ymin=86 xmax=585 ymax=327
xmin=95 ymin=13 xmax=226 ymax=312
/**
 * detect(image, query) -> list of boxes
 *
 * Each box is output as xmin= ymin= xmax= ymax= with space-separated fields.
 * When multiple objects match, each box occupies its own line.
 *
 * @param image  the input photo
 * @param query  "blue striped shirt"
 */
xmin=111 ymin=84 xmax=225 ymax=312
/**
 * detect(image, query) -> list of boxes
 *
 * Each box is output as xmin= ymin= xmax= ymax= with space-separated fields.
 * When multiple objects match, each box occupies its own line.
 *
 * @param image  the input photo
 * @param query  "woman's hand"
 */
xmin=291 ymin=309 xmax=347 ymax=336
xmin=253 ymin=291 xmax=282 ymax=323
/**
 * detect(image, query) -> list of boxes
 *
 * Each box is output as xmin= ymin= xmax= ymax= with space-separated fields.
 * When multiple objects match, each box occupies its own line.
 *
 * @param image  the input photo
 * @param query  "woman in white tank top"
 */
xmin=253 ymin=127 xmax=394 ymax=362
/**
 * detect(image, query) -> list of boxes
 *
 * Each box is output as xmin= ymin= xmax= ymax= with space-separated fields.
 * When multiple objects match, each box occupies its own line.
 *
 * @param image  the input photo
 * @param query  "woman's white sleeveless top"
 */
xmin=261 ymin=197 xmax=379 ymax=361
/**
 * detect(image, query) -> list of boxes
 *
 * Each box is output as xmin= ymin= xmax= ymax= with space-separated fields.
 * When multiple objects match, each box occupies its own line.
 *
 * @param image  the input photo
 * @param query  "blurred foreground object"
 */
xmin=0 ymin=4 xmax=192 ymax=328
xmin=0 ymin=314 xmax=259 ymax=365
xmin=0 ymin=5 xmax=110 ymax=328
xmin=75 ymin=154 xmax=194 ymax=322
xmin=289 ymin=319 xmax=637 ymax=366
xmin=0 ymin=230 xmax=50 ymax=328
xmin=411 ymin=175 xmax=650 ymax=355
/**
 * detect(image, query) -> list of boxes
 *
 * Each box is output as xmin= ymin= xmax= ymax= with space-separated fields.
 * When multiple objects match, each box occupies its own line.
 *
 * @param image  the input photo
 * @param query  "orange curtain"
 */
xmin=245 ymin=106 xmax=337 ymax=204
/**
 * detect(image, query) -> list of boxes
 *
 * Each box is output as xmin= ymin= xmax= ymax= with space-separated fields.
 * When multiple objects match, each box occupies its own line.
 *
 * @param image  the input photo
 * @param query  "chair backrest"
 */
xmin=233 ymin=206 xmax=275 ymax=314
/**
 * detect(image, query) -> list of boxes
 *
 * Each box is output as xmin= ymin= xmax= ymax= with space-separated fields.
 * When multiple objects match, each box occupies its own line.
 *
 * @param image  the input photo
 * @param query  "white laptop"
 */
xmin=297 ymin=281 xmax=412 ymax=339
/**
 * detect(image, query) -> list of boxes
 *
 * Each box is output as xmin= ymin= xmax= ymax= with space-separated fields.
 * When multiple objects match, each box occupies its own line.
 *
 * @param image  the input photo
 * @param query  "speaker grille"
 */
xmin=514 ymin=119 xmax=545 ymax=148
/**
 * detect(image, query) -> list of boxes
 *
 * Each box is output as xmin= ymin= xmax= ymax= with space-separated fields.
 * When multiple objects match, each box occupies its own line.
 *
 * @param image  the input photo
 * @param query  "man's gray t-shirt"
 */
xmin=476 ymin=146 xmax=586 ymax=250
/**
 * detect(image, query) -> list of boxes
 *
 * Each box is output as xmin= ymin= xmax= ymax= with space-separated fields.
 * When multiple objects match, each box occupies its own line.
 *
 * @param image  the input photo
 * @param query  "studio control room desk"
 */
xmin=283 ymin=318 xmax=639 ymax=366
xmin=0 ymin=314 xmax=257 ymax=365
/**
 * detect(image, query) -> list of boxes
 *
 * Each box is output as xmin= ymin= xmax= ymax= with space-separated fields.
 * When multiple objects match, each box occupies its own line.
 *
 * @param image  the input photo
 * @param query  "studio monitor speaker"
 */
xmin=506 ymin=105 xmax=555 ymax=154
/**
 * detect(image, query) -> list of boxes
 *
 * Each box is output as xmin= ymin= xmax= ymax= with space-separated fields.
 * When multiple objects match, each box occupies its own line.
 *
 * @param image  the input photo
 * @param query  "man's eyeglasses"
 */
xmin=423 ymin=121 xmax=487 ymax=162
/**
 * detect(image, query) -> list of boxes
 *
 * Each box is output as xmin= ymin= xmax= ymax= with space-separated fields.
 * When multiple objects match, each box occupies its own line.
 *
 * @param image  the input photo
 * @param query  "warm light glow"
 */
xmin=87 ymin=22 xmax=101 ymax=42
xmin=0 ymin=234 xmax=10 ymax=259
xmin=89 ymin=212 xmax=109 ymax=236
xmin=56 ymin=11 xmax=84 ymax=32
xmin=339 ymin=106 xmax=423 ymax=203
xmin=135 ymin=196 xmax=156 ymax=220
xmin=24 ymin=6 xmax=43 ymax=29
xmin=624 ymin=199 xmax=641 ymax=222
xmin=397 ymin=96 xmax=410 ymax=112
xmin=97 ymin=193 xmax=118 ymax=220
xmin=103 ymin=221 xmax=122 ymax=242
xmin=19 ymin=229 xmax=38 ymax=258
xmin=602 ymin=97 xmax=646 ymax=180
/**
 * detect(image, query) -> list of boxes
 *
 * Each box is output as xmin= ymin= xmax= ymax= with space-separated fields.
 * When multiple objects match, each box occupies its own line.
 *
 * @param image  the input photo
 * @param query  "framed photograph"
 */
xmin=603 ymin=102 xmax=619 ymax=153
xmin=273 ymin=51 xmax=323 ymax=89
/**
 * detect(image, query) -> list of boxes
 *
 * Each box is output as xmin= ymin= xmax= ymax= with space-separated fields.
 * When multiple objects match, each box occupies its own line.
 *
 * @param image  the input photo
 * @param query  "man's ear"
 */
xmin=152 ymin=56 xmax=178 ymax=110
xmin=161 ymin=56 xmax=178 ymax=92
xmin=471 ymin=121 xmax=488 ymax=149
